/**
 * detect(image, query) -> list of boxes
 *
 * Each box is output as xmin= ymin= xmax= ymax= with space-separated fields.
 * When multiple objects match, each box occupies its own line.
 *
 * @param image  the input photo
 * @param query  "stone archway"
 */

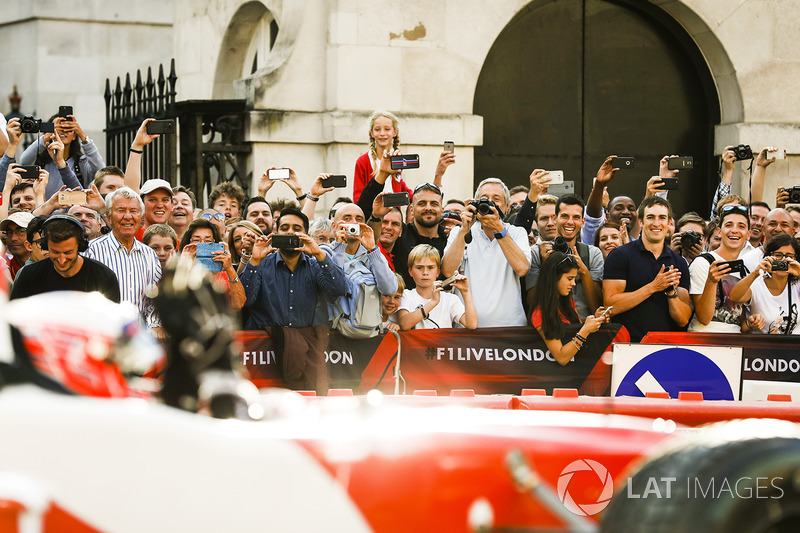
xmin=474 ymin=0 xmax=738 ymax=218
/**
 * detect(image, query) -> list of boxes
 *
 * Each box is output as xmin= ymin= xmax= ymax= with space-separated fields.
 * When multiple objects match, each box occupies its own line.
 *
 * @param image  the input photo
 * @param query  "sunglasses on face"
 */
xmin=200 ymin=213 xmax=226 ymax=222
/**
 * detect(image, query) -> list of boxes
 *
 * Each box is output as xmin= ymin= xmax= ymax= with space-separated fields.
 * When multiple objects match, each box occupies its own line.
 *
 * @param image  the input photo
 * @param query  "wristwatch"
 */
xmin=81 ymin=137 xmax=93 ymax=145
xmin=665 ymin=285 xmax=678 ymax=298
xmin=493 ymin=227 xmax=509 ymax=240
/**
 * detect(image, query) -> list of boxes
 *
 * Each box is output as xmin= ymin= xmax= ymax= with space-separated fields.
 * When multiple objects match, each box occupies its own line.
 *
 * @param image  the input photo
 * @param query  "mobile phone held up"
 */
xmin=145 ymin=119 xmax=176 ymax=135
xmin=667 ymin=156 xmax=694 ymax=170
xmin=58 ymin=190 xmax=87 ymax=205
xmin=767 ymin=148 xmax=787 ymax=160
xmin=195 ymin=243 xmax=224 ymax=273
xmin=272 ymin=234 xmax=301 ymax=249
xmin=382 ymin=192 xmax=410 ymax=208
xmin=320 ymin=175 xmax=347 ymax=188
xmin=17 ymin=165 xmax=40 ymax=180
xmin=268 ymin=168 xmax=291 ymax=180
xmin=58 ymin=106 xmax=73 ymax=118
xmin=547 ymin=170 xmax=564 ymax=185
xmin=659 ymin=177 xmax=679 ymax=190
xmin=443 ymin=141 xmax=454 ymax=153
xmin=611 ymin=157 xmax=635 ymax=169
xmin=390 ymin=154 xmax=420 ymax=170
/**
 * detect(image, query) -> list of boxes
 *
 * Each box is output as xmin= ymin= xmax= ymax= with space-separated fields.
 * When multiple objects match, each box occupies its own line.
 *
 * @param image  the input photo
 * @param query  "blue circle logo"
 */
xmin=617 ymin=347 xmax=734 ymax=400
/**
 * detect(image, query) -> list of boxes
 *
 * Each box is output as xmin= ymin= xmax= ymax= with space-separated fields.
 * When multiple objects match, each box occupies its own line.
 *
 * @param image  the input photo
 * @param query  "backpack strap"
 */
xmin=575 ymin=242 xmax=592 ymax=279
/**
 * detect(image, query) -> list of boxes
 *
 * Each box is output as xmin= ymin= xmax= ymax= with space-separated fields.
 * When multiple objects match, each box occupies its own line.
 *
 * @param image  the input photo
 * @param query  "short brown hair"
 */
xmin=208 ymin=182 xmax=245 ymax=209
xmin=143 ymin=223 xmax=178 ymax=247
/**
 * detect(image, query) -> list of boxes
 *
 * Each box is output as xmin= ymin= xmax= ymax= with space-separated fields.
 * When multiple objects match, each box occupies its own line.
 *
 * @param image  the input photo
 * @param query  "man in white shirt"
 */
xmin=742 ymin=208 xmax=794 ymax=273
xmin=85 ymin=187 xmax=162 ymax=331
xmin=441 ymin=178 xmax=531 ymax=327
xmin=688 ymin=204 xmax=755 ymax=332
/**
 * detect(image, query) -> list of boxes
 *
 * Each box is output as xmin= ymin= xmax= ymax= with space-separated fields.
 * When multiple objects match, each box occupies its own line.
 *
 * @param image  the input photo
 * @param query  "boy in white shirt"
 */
xmin=398 ymin=244 xmax=478 ymax=330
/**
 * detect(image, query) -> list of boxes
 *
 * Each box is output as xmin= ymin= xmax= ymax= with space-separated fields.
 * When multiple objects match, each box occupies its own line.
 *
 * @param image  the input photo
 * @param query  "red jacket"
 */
xmin=353 ymin=152 xmax=412 ymax=203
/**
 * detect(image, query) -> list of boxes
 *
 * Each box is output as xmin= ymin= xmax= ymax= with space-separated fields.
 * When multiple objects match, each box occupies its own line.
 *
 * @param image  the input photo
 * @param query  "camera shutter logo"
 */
xmin=557 ymin=459 xmax=614 ymax=516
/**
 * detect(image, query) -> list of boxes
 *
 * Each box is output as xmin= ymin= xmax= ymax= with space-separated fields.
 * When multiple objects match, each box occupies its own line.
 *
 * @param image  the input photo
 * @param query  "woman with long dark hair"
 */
xmin=730 ymin=233 xmax=800 ymax=334
xmin=530 ymin=252 xmax=609 ymax=364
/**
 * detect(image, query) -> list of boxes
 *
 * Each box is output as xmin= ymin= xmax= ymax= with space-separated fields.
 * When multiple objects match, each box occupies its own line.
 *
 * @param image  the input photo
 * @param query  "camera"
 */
xmin=772 ymin=259 xmax=789 ymax=272
xmin=343 ymin=223 xmax=360 ymax=236
xmin=469 ymin=197 xmax=500 ymax=217
xmin=733 ymin=144 xmax=753 ymax=161
xmin=788 ymin=186 xmax=800 ymax=204
xmin=552 ymin=236 xmax=570 ymax=254
xmin=680 ymin=229 xmax=702 ymax=250
xmin=20 ymin=115 xmax=55 ymax=134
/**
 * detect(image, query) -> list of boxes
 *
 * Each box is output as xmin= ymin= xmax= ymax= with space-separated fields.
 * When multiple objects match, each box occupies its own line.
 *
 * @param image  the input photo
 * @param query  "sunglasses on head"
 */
xmin=558 ymin=255 xmax=577 ymax=267
xmin=200 ymin=212 xmax=226 ymax=222
xmin=721 ymin=204 xmax=748 ymax=216
xmin=413 ymin=182 xmax=443 ymax=196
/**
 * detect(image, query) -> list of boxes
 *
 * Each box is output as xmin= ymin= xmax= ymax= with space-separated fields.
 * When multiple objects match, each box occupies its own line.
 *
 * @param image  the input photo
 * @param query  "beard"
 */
xmin=415 ymin=215 xmax=441 ymax=228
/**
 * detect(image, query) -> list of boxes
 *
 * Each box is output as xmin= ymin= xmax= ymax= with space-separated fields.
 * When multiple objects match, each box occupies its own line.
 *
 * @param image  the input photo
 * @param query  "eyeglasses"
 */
xmin=1 ymin=228 xmax=26 ymax=237
xmin=200 ymin=212 xmax=226 ymax=222
xmin=413 ymin=182 xmax=443 ymax=197
xmin=772 ymin=252 xmax=796 ymax=260
xmin=32 ymin=238 xmax=45 ymax=248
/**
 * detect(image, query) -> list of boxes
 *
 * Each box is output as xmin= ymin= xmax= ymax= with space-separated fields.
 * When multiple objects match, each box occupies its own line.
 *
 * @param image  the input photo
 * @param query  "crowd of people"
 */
xmin=1 ymin=109 xmax=797 ymax=390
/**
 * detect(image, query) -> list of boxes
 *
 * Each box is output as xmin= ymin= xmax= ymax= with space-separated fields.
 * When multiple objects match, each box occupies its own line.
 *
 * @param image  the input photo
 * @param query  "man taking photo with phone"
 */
xmin=239 ymin=207 xmax=347 ymax=393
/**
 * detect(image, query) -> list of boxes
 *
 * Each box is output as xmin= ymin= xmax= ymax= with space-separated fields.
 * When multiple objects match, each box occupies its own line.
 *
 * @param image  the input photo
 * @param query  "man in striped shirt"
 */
xmin=86 ymin=187 xmax=162 ymax=331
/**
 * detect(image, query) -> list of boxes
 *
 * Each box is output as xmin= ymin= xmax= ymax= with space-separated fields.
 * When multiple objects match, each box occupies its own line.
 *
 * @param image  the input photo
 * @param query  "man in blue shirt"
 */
xmin=603 ymin=196 xmax=692 ymax=342
xmin=240 ymin=207 xmax=346 ymax=392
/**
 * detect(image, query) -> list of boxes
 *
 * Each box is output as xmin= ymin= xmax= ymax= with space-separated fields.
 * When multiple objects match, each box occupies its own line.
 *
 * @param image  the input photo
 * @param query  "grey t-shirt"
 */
xmin=526 ymin=242 xmax=605 ymax=319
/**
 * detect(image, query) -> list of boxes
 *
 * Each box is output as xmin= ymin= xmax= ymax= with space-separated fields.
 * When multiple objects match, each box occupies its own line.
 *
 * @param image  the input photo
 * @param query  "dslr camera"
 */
xmin=733 ymin=144 xmax=753 ymax=161
xmin=788 ymin=186 xmax=800 ymax=204
xmin=20 ymin=115 xmax=55 ymax=134
xmin=680 ymin=229 xmax=702 ymax=250
xmin=552 ymin=236 xmax=570 ymax=254
xmin=469 ymin=197 xmax=501 ymax=217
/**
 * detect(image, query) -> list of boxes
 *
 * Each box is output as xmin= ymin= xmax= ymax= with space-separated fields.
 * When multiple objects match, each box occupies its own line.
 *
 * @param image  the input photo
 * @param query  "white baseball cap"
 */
xmin=0 ymin=211 xmax=35 ymax=231
xmin=139 ymin=179 xmax=173 ymax=197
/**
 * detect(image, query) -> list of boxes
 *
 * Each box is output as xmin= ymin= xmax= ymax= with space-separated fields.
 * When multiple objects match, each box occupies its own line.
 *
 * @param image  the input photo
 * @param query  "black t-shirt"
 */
xmin=10 ymin=257 xmax=121 ymax=303
xmin=392 ymin=223 xmax=449 ymax=289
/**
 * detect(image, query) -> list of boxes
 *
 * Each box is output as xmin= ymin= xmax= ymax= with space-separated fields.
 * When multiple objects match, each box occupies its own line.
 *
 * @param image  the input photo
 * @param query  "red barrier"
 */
xmin=510 ymin=395 xmax=800 ymax=426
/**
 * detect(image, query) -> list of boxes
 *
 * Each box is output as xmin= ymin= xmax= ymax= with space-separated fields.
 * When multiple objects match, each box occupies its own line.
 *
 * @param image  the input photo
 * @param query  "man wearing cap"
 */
xmin=86 ymin=187 xmax=161 ymax=327
xmin=11 ymin=215 xmax=120 ymax=302
xmin=1 ymin=210 xmax=34 ymax=280
xmin=137 ymin=178 xmax=173 ymax=241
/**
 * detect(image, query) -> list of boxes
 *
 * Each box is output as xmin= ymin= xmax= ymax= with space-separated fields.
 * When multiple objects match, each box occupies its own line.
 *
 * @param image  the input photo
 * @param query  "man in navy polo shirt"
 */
xmin=603 ymin=196 xmax=692 ymax=341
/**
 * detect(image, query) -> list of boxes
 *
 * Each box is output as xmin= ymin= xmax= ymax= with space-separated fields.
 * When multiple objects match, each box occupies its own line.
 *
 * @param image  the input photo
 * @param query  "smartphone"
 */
xmin=547 ymin=170 xmax=564 ymax=185
xmin=547 ymin=181 xmax=574 ymax=197
xmin=320 ymin=174 xmax=347 ymax=188
xmin=382 ymin=192 xmax=410 ymax=208
xmin=667 ymin=156 xmax=694 ymax=170
xmin=611 ymin=157 xmax=635 ymax=169
xmin=719 ymin=259 xmax=747 ymax=277
xmin=443 ymin=141 xmax=454 ymax=154
xmin=272 ymin=234 xmax=300 ymax=249
xmin=17 ymin=165 xmax=40 ymax=180
xmin=659 ymin=177 xmax=679 ymax=190
xmin=145 ymin=119 xmax=176 ymax=135
xmin=58 ymin=190 xmax=87 ymax=205
xmin=195 ymin=242 xmax=224 ymax=273
xmin=599 ymin=306 xmax=614 ymax=319
xmin=389 ymin=154 xmax=420 ymax=170
xmin=767 ymin=148 xmax=787 ymax=160
xmin=58 ymin=106 xmax=73 ymax=119
xmin=268 ymin=168 xmax=291 ymax=180
xmin=441 ymin=272 xmax=459 ymax=289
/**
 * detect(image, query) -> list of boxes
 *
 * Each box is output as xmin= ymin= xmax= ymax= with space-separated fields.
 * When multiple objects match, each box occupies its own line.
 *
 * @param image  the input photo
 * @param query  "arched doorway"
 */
xmin=474 ymin=0 xmax=720 ymax=218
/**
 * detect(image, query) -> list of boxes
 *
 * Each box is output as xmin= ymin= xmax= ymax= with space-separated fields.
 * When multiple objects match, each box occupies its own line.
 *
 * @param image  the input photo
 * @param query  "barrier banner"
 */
xmin=642 ymin=332 xmax=800 ymax=401
xmin=237 ymin=324 xmax=626 ymax=395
